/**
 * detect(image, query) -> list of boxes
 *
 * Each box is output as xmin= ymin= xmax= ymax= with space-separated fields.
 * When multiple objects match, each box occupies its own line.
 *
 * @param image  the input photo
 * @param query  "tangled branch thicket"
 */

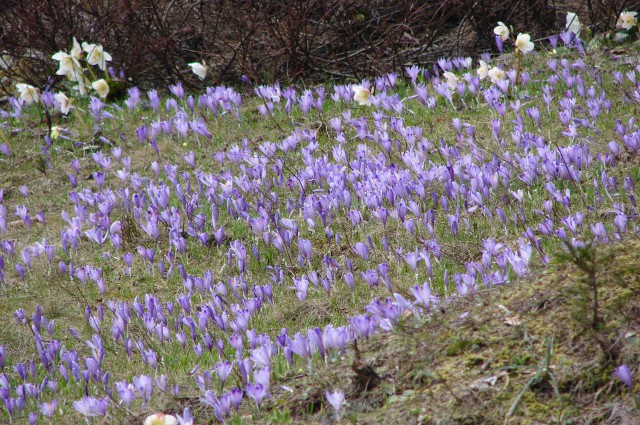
xmin=0 ymin=0 xmax=611 ymax=90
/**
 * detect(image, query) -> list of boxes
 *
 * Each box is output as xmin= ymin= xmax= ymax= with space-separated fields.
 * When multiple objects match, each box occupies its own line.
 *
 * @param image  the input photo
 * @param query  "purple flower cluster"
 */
xmin=0 ymin=46 xmax=639 ymax=422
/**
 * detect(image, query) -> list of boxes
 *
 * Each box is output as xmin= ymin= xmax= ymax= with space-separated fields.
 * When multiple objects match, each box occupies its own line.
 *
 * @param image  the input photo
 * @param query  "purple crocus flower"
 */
xmin=39 ymin=399 xmax=57 ymax=419
xmin=615 ymin=364 xmax=633 ymax=389
xmin=253 ymin=367 xmax=271 ymax=392
xmin=170 ymin=82 xmax=185 ymax=99
xmin=215 ymin=361 xmax=233 ymax=389
xmin=297 ymin=238 xmax=312 ymax=263
xmin=246 ymin=383 xmax=268 ymax=411
xmin=229 ymin=388 xmax=243 ymax=412
xmin=361 ymin=269 xmax=379 ymax=288
xmin=72 ymin=396 xmax=108 ymax=417
xmin=0 ymin=143 xmax=9 ymax=158
xmin=115 ymin=381 xmax=135 ymax=407
xmin=495 ymin=35 xmax=503 ymax=53
xmin=15 ymin=263 xmax=26 ymax=283
xmin=177 ymin=407 xmax=194 ymax=425
xmin=353 ymin=242 xmax=369 ymax=262
xmin=289 ymin=332 xmax=310 ymax=361
xmin=325 ymin=390 xmax=345 ymax=413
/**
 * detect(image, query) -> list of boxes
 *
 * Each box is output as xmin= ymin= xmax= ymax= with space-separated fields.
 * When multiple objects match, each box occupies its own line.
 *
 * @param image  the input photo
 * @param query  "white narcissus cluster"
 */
xmin=476 ymin=59 xmax=505 ymax=85
xmin=46 ymin=38 xmax=115 ymax=106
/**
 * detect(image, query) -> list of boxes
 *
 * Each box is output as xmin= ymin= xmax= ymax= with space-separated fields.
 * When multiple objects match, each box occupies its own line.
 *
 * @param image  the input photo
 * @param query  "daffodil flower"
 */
xmin=477 ymin=60 xmax=489 ymax=80
xmin=16 ymin=83 xmax=40 ymax=105
xmin=494 ymin=22 xmax=509 ymax=41
xmin=353 ymin=85 xmax=372 ymax=106
xmin=144 ymin=413 xmax=178 ymax=425
xmin=188 ymin=61 xmax=208 ymax=80
xmin=70 ymin=37 xmax=83 ymax=59
xmin=617 ymin=11 xmax=638 ymax=30
xmin=82 ymin=42 xmax=112 ymax=71
xmin=488 ymin=67 xmax=505 ymax=84
xmin=92 ymin=79 xmax=109 ymax=99
xmin=55 ymin=92 xmax=73 ymax=114
xmin=443 ymin=71 xmax=459 ymax=90
xmin=515 ymin=33 xmax=534 ymax=54
xmin=565 ymin=12 xmax=581 ymax=34
xmin=52 ymin=51 xmax=83 ymax=80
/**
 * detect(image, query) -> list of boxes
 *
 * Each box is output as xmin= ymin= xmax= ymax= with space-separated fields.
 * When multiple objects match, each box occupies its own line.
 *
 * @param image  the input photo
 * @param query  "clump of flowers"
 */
xmin=492 ymin=21 xmax=534 ymax=85
xmin=14 ymin=37 xmax=115 ymax=114
xmin=476 ymin=59 xmax=507 ymax=85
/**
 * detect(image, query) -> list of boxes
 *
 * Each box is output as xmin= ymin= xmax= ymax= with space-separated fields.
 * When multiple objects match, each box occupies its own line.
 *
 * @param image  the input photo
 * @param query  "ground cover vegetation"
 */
xmin=0 ymin=5 xmax=640 ymax=424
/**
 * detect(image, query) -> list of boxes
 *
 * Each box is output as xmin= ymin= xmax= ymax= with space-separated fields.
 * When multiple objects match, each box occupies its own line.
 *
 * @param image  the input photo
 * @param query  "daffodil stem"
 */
xmin=515 ymin=50 xmax=521 ymax=87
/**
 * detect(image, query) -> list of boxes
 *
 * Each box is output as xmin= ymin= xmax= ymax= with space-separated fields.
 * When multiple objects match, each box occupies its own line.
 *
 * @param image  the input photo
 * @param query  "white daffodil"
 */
xmin=81 ymin=42 xmax=96 ymax=55
xmin=494 ymin=22 xmax=510 ymax=41
xmin=488 ymin=67 xmax=505 ymax=84
xmin=188 ymin=61 xmax=208 ymax=80
xmin=92 ymin=79 xmax=109 ymax=99
xmin=565 ymin=12 xmax=581 ymax=34
xmin=515 ymin=33 xmax=534 ymax=54
xmin=144 ymin=413 xmax=178 ymax=425
xmin=477 ymin=60 xmax=489 ymax=80
xmin=52 ymin=51 xmax=83 ymax=80
xmin=55 ymin=92 xmax=73 ymax=114
xmin=617 ymin=11 xmax=638 ymax=30
xmin=70 ymin=37 xmax=83 ymax=59
xmin=443 ymin=71 xmax=459 ymax=89
xmin=82 ymin=42 xmax=112 ymax=70
xmin=353 ymin=85 xmax=372 ymax=106
xmin=16 ymin=83 xmax=40 ymax=105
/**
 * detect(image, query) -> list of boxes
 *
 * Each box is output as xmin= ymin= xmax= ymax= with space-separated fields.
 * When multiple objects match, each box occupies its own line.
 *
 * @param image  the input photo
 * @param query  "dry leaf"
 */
xmin=503 ymin=316 xmax=522 ymax=326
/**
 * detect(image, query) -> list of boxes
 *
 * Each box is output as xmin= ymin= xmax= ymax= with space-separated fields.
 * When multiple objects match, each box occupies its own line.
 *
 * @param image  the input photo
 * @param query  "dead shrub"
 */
xmin=2 ymin=0 xmax=609 ymax=90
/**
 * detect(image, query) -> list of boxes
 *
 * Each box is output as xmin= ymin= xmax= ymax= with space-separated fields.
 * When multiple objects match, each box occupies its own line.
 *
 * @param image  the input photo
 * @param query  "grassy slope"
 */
xmin=0 ymin=40 xmax=639 ymax=424
xmin=273 ymin=237 xmax=640 ymax=424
